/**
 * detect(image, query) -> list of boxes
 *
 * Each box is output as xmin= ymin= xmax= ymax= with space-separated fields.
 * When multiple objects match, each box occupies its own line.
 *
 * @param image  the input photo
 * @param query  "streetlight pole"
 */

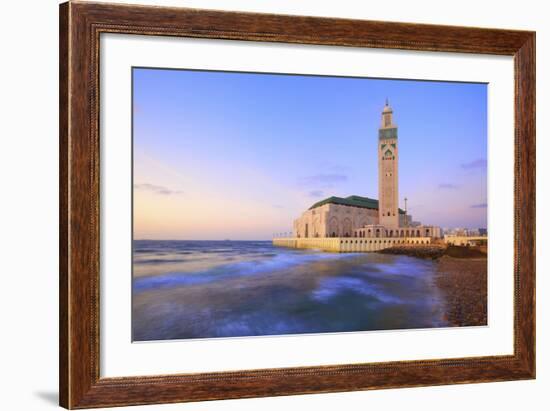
xmin=404 ymin=197 xmax=408 ymax=227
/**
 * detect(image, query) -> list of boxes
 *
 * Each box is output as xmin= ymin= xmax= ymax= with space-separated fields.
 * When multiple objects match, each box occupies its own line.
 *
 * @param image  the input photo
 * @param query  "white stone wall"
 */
xmin=355 ymin=224 xmax=441 ymax=239
xmin=293 ymin=204 xmax=442 ymax=240
xmin=293 ymin=204 xmax=378 ymax=238
xmin=274 ymin=236 xmax=432 ymax=252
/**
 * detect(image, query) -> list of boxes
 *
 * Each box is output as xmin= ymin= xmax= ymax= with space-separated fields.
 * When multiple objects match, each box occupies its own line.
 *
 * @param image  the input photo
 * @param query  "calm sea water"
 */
xmin=132 ymin=240 xmax=448 ymax=341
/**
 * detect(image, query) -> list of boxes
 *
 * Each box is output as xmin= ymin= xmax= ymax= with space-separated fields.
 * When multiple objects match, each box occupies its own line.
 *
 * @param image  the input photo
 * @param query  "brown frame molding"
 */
xmin=59 ymin=1 xmax=535 ymax=408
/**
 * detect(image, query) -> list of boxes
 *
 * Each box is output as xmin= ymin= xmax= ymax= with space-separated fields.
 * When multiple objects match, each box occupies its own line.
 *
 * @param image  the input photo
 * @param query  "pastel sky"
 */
xmin=133 ymin=68 xmax=487 ymax=240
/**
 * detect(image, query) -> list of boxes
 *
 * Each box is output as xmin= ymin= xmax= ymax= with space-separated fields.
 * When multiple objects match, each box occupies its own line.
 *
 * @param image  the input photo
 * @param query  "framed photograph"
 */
xmin=59 ymin=1 xmax=535 ymax=408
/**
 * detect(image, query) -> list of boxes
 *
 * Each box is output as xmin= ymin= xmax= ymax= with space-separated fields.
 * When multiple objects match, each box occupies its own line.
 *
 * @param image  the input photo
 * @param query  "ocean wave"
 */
xmin=135 ymin=258 xmax=189 ymax=265
xmin=311 ymin=277 xmax=402 ymax=304
xmin=133 ymin=248 xmax=355 ymax=292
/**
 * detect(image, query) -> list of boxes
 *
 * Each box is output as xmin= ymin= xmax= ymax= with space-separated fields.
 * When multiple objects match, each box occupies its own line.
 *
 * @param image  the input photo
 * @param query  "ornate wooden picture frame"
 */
xmin=59 ymin=1 xmax=535 ymax=408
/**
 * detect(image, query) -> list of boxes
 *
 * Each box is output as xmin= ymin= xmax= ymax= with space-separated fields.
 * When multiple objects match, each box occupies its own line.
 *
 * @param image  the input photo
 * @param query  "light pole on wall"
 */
xmin=404 ymin=197 xmax=408 ymax=227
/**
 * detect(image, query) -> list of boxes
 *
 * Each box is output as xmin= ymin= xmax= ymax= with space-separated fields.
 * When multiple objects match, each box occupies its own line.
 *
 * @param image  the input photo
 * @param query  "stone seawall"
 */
xmin=273 ymin=237 xmax=431 ymax=253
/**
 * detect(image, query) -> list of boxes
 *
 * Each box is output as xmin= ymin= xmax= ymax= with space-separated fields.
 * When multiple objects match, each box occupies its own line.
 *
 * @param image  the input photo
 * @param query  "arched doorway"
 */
xmin=328 ymin=217 xmax=339 ymax=237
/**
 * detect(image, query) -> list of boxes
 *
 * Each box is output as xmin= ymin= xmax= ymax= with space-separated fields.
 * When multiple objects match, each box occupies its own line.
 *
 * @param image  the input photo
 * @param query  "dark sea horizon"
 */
xmin=132 ymin=240 xmax=448 ymax=341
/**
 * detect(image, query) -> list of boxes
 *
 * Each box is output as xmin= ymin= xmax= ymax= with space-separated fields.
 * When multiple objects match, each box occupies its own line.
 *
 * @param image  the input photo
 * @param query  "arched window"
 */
xmin=328 ymin=217 xmax=339 ymax=238
xmin=342 ymin=218 xmax=352 ymax=238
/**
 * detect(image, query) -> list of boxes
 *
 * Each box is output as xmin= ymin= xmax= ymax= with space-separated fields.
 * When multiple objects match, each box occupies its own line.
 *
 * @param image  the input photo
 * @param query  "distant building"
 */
xmin=444 ymin=227 xmax=487 ymax=237
xmin=292 ymin=101 xmax=441 ymax=240
xmin=444 ymin=235 xmax=487 ymax=246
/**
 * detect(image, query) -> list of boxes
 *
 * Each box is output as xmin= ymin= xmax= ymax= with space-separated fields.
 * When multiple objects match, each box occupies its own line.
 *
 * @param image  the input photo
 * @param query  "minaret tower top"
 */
xmin=381 ymin=99 xmax=395 ymax=128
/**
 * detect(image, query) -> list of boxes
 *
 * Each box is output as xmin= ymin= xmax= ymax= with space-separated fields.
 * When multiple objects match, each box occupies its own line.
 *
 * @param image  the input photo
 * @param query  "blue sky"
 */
xmin=133 ymin=68 xmax=487 ymax=240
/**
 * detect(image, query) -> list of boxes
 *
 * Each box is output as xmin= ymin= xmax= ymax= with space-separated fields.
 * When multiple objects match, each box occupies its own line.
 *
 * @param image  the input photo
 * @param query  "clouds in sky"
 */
xmin=308 ymin=190 xmax=325 ymax=198
xmin=461 ymin=158 xmax=487 ymax=169
xmin=438 ymin=183 xmax=460 ymax=190
xmin=134 ymin=183 xmax=184 ymax=195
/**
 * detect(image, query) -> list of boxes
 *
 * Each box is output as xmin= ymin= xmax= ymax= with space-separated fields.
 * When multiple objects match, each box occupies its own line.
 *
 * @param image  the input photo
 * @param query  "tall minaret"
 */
xmin=378 ymin=99 xmax=399 ymax=228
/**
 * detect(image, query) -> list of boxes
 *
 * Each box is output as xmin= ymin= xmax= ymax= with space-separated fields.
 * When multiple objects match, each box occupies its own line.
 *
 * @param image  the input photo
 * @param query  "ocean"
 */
xmin=132 ymin=240 xmax=448 ymax=341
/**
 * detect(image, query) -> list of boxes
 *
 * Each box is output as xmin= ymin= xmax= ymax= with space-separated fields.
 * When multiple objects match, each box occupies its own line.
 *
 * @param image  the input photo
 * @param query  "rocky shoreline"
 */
xmin=379 ymin=244 xmax=446 ymax=259
xmin=380 ymin=244 xmax=487 ymax=260
xmin=434 ymin=256 xmax=487 ymax=326
xmin=381 ymin=244 xmax=488 ymax=327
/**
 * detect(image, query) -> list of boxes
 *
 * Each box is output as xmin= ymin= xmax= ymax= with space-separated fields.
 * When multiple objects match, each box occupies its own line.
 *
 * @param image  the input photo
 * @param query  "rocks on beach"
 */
xmin=380 ymin=244 xmax=488 ymax=327
xmin=435 ymin=256 xmax=487 ymax=327
xmin=379 ymin=244 xmax=446 ymax=259
xmin=380 ymin=244 xmax=486 ymax=260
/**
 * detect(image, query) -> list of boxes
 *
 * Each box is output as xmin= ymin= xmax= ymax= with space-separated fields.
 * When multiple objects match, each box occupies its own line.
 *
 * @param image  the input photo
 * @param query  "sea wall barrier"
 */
xmin=272 ymin=237 xmax=432 ymax=253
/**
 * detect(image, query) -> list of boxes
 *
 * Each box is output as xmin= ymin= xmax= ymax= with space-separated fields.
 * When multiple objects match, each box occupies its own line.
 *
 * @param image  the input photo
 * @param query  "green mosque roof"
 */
xmin=309 ymin=195 xmax=405 ymax=214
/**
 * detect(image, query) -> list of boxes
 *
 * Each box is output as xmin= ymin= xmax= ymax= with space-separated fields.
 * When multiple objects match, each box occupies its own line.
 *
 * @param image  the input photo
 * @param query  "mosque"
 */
xmin=282 ymin=101 xmax=441 ymax=249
